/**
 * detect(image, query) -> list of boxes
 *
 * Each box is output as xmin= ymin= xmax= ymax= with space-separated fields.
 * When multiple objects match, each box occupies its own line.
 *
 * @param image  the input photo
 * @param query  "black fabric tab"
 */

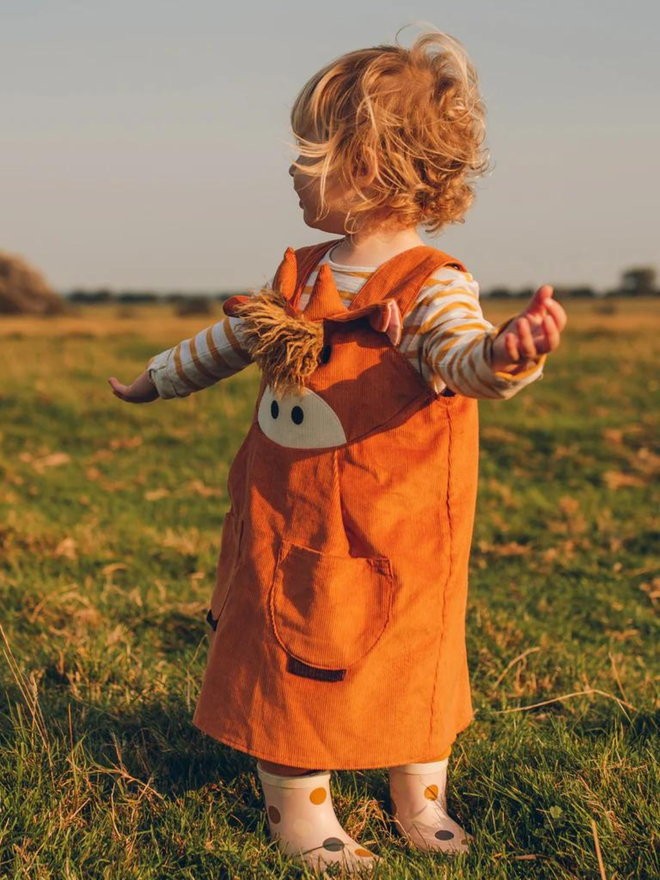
xmin=206 ymin=609 xmax=218 ymax=631
xmin=287 ymin=656 xmax=346 ymax=682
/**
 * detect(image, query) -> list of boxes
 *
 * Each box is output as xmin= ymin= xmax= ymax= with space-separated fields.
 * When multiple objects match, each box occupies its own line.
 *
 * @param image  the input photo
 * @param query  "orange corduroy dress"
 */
xmin=192 ymin=240 xmax=480 ymax=770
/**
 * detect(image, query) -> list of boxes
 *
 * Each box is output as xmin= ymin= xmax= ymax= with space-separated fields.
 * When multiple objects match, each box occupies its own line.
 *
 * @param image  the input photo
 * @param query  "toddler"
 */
xmin=109 ymin=29 xmax=566 ymax=876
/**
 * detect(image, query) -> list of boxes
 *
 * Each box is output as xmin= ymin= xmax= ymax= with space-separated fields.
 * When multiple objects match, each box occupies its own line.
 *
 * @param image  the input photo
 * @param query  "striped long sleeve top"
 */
xmin=146 ymin=250 xmax=546 ymax=400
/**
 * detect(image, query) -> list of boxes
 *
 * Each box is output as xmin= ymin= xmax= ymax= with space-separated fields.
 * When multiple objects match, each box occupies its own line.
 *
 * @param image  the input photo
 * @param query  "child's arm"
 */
xmin=144 ymin=312 xmax=253 ymax=399
xmin=109 ymin=279 xmax=273 ymax=403
xmin=418 ymin=270 xmax=565 ymax=400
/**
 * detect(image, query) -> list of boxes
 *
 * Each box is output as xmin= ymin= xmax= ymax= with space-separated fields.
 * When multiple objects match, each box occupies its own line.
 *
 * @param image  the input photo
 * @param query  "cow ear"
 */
xmin=367 ymin=299 xmax=402 ymax=346
xmin=223 ymin=294 xmax=250 ymax=316
xmin=303 ymin=263 xmax=345 ymax=320
xmin=272 ymin=247 xmax=297 ymax=301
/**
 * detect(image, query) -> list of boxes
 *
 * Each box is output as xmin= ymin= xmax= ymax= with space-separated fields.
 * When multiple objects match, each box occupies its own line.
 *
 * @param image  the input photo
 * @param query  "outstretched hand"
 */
xmin=108 ymin=369 xmax=159 ymax=403
xmin=491 ymin=285 xmax=567 ymax=374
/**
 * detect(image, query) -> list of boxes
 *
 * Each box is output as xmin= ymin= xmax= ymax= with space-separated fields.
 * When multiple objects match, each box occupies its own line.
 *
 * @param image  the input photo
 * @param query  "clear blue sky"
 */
xmin=1 ymin=0 xmax=658 ymax=292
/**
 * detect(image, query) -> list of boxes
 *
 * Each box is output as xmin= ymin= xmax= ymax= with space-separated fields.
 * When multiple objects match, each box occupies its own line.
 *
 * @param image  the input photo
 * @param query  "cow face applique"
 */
xmin=223 ymin=246 xmax=405 ymax=450
xmin=257 ymin=385 xmax=347 ymax=449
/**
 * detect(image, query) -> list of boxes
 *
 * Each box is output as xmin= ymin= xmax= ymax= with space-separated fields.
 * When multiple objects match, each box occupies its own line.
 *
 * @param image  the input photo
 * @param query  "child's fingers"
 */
xmin=515 ymin=317 xmax=539 ymax=360
xmin=542 ymin=313 xmax=561 ymax=351
xmin=499 ymin=307 xmax=562 ymax=369
xmin=524 ymin=284 xmax=554 ymax=317
xmin=108 ymin=377 xmax=127 ymax=393
xmin=534 ymin=284 xmax=554 ymax=304
xmin=108 ymin=376 xmax=137 ymax=402
xmin=526 ymin=310 xmax=563 ymax=355
xmin=504 ymin=332 xmax=520 ymax=363
xmin=543 ymin=296 xmax=568 ymax=331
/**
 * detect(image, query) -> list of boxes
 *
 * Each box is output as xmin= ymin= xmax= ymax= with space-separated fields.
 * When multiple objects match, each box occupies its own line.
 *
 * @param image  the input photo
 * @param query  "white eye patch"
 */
xmin=257 ymin=385 xmax=347 ymax=449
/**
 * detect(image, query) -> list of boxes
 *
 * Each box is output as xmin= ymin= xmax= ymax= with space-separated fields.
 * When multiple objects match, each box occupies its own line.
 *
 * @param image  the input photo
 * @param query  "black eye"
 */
xmin=270 ymin=400 xmax=280 ymax=419
xmin=291 ymin=406 xmax=304 ymax=425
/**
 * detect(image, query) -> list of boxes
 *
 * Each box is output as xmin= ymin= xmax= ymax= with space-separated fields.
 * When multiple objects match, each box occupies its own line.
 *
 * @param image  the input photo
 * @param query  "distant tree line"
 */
xmin=63 ymin=290 xmax=244 ymax=316
xmin=484 ymin=268 xmax=657 ymax=299
xmin=64 ymin=290 xmax=243 ymax=304
xmin=61 ymin=267 xmax=658 ymax=304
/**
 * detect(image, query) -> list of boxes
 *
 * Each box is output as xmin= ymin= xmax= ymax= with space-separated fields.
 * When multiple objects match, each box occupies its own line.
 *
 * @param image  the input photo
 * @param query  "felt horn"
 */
xmin=271 ymin=247 xmax=297 ymax=302
xmin=302 ymin=263 xmax=346 ymax=321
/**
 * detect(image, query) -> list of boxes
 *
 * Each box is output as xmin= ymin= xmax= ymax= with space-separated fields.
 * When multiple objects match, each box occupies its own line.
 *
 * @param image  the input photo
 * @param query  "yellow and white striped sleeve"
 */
xmin=146 ymin=278 xmax=273 ymax=400
xmin=417 ymin=269 xmax=546 ymax=400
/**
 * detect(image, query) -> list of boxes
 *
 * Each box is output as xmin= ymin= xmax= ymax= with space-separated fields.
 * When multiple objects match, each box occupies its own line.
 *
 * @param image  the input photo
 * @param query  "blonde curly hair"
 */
xmin=289 ymin=27 xmax=489 ymax=235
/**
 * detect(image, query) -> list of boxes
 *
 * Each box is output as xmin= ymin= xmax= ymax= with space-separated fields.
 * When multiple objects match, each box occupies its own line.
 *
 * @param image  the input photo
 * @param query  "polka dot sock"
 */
xmin=388 ymin=757 xmax=471 ymax=854
xmin=256 ymin=763 xmax=380 ymax=875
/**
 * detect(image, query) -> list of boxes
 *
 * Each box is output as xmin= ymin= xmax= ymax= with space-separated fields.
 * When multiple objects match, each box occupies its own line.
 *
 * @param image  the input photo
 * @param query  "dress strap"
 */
xmin=347 ymin=246 xmax=466 ymax=320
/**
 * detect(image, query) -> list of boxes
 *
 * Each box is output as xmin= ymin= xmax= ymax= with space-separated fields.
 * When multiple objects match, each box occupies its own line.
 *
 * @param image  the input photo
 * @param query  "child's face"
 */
xmin=289 ymin=155 xmax=355 ymax=235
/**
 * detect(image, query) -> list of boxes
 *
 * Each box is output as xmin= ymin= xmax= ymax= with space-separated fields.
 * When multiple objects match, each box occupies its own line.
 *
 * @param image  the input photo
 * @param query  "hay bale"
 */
xmin=0 ymin=251 xmax=65 ymax=314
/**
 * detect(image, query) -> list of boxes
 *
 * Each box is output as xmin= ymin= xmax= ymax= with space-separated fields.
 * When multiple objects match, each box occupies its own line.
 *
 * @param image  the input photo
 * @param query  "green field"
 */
xmin=1 ymin=297 xmax=658 ymax=879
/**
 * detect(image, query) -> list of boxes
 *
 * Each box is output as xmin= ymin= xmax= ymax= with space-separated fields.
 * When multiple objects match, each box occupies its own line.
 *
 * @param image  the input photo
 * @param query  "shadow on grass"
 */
xmin=568 ymin=705 xmax=660 ymax=743
xmin=2 ymin=677 xmax=657 ymax=879
xmin=0 ymin=679 xmax=392 ymax=878
xmin=0 ymin=678 xmax=258 ymax=802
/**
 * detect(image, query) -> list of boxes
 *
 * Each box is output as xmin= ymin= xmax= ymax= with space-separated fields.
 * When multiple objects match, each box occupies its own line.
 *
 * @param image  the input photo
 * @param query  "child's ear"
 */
xmin=352 ymin=158 xmax=377 ymax=189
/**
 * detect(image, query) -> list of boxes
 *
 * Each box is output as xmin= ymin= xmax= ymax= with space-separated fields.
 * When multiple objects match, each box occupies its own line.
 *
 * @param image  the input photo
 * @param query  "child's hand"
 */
xmin=108 ymin=370 xmax=159 ymax=403
xmin=491 ymin=285 xmax=567 ymax=374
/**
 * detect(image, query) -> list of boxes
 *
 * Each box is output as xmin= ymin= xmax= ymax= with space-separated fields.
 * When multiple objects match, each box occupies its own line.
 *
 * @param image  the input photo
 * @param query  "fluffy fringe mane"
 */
xmin=230 ymin=287 xmax=324 ymax=396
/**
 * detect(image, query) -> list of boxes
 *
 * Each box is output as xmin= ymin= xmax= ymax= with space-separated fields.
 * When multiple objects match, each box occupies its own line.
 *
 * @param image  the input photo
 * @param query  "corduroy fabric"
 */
xmin=192 ymin=240 xmax=479 ymax=769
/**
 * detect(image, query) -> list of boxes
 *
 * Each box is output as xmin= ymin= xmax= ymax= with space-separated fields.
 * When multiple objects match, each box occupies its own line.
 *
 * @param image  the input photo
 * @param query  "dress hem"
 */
xmin=191 ymin=711 xmax=475 ymax=771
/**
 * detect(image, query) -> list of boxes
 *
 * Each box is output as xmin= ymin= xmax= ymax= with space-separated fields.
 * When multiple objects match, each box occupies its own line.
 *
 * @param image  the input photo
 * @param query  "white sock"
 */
xmin=256 ymin=762 xmax=380 ymax=874
xmin=388 ymin=758 xmax=471 ymax=854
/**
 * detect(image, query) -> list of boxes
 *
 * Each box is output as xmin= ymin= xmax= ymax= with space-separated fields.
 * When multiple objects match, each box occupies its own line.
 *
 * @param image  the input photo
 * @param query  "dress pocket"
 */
xmin=209 ymin=510 xmax=242 ymax=626
xmin=269 ymin=540 xmax=393 ymax=670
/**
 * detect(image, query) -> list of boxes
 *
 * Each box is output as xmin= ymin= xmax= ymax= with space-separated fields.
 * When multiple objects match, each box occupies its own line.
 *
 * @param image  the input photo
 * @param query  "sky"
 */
xmin=1 ymin=0 xmax=659 ymax=293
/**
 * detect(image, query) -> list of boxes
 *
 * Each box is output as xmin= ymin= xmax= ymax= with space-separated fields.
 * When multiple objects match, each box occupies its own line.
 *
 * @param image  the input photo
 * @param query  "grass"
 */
xmin=0 ymin=296 xmax=658 ymax=879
